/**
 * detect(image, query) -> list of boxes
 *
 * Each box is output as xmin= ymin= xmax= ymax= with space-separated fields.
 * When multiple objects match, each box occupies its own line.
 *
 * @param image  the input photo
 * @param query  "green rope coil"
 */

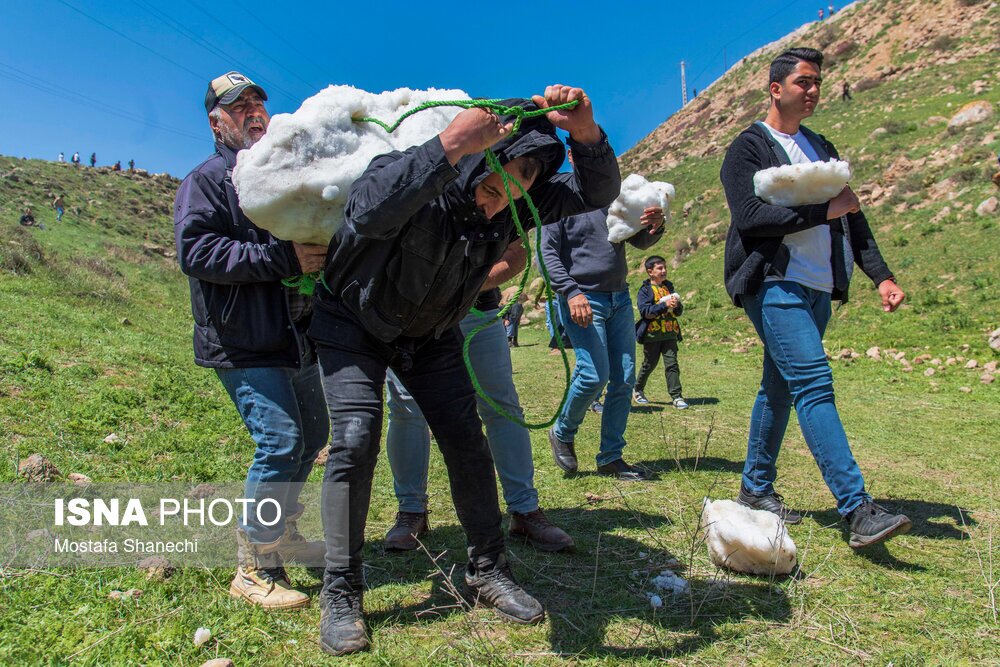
xmin=351 ymin=97 xmax=578 ymax=429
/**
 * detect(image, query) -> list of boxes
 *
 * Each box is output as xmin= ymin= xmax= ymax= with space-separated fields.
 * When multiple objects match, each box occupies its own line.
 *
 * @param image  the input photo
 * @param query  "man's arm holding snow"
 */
xmin=525 ymin=130 xmax=622 ymax=225
xmin=174 ymin=171 xmax=302 ymax=284
xmin=721 ymin=136 xmax=833 ymax=238
xmin=627 ymin=206 xmax=665 ymax=250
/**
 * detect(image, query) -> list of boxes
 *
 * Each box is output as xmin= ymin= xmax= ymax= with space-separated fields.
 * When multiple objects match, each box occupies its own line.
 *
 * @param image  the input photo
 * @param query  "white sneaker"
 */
xmin=673 ymin=398 xmax=689 ymax=410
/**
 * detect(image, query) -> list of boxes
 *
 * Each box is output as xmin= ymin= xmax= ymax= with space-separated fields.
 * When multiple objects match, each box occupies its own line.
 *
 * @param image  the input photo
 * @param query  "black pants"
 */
xmin=635 ymin=339 xmax=682 ymax=399
xmin=309 ymin=302 xmax=504 ymax=585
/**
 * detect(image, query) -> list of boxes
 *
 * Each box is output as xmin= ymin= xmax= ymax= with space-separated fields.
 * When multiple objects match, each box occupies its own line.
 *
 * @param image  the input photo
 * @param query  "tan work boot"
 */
xmin=278 ymin=506 xmax=326 ymax=565
xmin=230 ymin=529 xmax=310 ymax=610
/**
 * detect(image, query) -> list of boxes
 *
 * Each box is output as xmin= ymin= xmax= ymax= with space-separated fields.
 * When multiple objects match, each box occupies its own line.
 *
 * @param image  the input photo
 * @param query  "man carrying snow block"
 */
xmin=720 ymin=47 xmax=911 ymax=550
xmin=174 ymin=71 xmax=330 ymax=610
xmin=308 ymin=85 xmax=620 ymax=655
xmin=542 ymin=155 xmax=665 ymax=481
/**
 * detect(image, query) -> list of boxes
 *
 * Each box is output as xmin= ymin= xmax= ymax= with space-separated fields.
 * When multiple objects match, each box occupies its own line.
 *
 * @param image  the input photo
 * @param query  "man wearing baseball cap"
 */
xmin=174 ymin=71 xmax=330 ymax=609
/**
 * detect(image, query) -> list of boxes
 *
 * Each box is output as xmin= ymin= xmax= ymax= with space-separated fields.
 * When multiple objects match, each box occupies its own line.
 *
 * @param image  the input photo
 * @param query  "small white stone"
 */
xmin=194 ymin=627 xmax=212 ymax=648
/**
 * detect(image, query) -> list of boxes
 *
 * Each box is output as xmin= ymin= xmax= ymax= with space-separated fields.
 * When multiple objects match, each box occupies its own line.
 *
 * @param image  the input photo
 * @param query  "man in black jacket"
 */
xmin=175 ymin=71 xmax=330 ymax=610
xmin=720 ymin=48 xmax=910 ymax=550
xmin=310 ymin=85 xmax=620 ymax=655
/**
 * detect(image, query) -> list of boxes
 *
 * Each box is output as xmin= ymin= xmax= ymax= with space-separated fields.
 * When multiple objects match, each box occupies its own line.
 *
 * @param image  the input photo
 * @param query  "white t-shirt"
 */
xmin=761 ymin=122 xmax=833 ymax=293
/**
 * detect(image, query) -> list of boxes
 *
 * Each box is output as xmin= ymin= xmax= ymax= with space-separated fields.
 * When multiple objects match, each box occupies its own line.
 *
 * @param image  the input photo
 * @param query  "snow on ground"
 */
xmin=233 ymin=85 xmax=469 ymax=245
xmin=701 ymin=498 xmax=797 ymax=576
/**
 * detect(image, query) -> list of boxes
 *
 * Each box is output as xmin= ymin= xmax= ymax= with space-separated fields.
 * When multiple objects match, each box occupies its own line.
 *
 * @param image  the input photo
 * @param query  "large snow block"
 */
xmin=232 ymin=85 xmax=469 ymax=245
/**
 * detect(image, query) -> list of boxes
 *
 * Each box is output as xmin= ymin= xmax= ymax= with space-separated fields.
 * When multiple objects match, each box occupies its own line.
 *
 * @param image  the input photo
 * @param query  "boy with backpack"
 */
xmin=634 ymin=255 xmax=687 ymax=409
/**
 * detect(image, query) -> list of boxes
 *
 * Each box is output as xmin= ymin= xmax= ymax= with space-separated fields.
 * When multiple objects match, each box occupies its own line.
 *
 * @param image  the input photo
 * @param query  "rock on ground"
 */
xmin=18 ymin=453 xmax=61 ymax=481
xmin=976 ymin=197 xmax=998 ymax=217
xmin=948 ymin=100 xmax=994 ymax=131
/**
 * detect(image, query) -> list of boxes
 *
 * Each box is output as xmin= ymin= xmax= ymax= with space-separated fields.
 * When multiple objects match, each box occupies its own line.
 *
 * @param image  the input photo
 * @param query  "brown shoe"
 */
xmin=384 ymin=511 xmax=429 ymax=551
xmin=509 ymin=508 xmax=574 ymax=552
xmin=230 ymin=529 xmax=310 ymax=610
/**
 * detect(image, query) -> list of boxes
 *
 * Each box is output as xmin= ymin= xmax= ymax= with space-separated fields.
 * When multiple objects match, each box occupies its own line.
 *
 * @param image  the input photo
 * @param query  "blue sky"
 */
xmin=1 ymin=0 xmax=828 ymax=176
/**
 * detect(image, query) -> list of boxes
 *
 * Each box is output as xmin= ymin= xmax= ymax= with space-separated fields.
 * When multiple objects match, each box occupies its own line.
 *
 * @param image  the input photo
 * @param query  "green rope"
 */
xmin=350 ymin=97 xmax=578 ymax=429
xmin=282 ymin=272 xmax=319 ymax=296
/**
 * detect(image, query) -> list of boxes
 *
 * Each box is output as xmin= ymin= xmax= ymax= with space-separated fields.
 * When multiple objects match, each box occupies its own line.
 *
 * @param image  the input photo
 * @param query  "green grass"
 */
xmin=0 ymin=184 xmax=997 ymax=663
xmin=1 ymin=0 xmax=999 ymax=658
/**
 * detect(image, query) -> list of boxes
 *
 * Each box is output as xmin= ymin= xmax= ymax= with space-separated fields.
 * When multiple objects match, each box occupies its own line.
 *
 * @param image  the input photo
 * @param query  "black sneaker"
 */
xmin=633 ymin=390 xmax=649 ymax=405
xmin=463 ymin=552 xmax=544 ymax=624
xmin=737 ymin=485 xmax=803 ymax=525
xmin=596 ymin=458 xmax=651 ymax=481
xmin=319 ymin=577 xmax=368 ymax=656
xmin=547 ymin=427 xmax=578 ymax=473
xmin=590 ymin=400 xmax=604 ymax=414
xmin=847 ymin=501 xmax=912 ymax=549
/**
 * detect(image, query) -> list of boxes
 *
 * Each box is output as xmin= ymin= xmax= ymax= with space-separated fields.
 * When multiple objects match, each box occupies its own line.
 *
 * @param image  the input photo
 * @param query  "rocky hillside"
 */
xmin=612 ymin=0 xmax=999 ymax=363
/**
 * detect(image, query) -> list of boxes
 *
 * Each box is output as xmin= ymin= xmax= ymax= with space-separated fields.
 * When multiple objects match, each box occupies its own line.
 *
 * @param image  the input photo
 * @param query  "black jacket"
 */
xmin=635 ymin=278 xmax=683 ymax=342
xmin=174 ymin=142 xmax=308 ymax=368
xmin=720 ymin=122 xmax=893 ymax=306
xmin=314 ymin=100 xmax=622 ymax=343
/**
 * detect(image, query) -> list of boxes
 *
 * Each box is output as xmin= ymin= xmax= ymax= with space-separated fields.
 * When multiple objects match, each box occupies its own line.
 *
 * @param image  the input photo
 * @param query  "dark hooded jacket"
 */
xmin=720 ymin=122 xmax=893 ymax=306
xmin=174 ymin=142 xmax=308 ymax=368
xmin=313 ymin=99 xmax=622 ymax=343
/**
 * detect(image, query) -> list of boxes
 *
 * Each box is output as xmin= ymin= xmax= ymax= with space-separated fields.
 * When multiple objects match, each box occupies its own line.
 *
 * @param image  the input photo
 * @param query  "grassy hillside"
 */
xmin=0 ymin=1 xmax=998 ymax=660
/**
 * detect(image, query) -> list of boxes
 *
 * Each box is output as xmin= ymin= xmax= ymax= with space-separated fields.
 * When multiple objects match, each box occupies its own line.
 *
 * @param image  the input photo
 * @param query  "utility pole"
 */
xmin=680 ymin=60 xmax=688 ymax=106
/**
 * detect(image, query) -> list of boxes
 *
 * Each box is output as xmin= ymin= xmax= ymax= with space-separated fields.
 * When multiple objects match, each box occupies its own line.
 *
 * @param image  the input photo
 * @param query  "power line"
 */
xmin=688 ymin=0 xmax=812 ymax=89
xmin=131 ymin=0 xmax=304 ymax=104
xmin=182 ymin=0 xmax=319 ymax=96
xmin=0 ymin=62 xmax=206 ymax=143
xmin=236 ymin=3 xmax=326 ymax=91
xmin=54 ymin=0 xmax=205 ymax=82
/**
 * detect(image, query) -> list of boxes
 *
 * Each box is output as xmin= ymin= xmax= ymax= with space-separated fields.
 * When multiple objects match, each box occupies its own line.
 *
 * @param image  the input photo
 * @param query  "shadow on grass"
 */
xmin=808 ymin=498 xmax=976 ymax=540
xmin=356 ymin=507 xmax=791 ymax=659
xmin=645 ymin=456 xmax=745 ymax=475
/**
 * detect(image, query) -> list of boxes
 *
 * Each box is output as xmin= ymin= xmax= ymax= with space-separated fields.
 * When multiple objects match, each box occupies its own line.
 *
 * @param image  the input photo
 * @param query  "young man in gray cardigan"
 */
xmin=720 ymin=47 xmax=910 ymax=550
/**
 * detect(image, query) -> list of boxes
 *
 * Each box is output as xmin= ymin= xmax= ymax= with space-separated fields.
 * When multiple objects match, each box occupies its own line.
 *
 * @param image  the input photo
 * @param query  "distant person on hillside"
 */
xmin=112 ymin=161 xmax=121 ymax=171
xmin=90 ymin=152 xmax=96 ymax=167
xmin=828 ymin=3 xmax=835 ymax=15
xmin=52 ymin=194 xmax=65 ymax=222
xmin=18 ymin=207 xmax=36 ymax=227
xmin=817 ymin=8 xmax=824 ymax=20
xmin=128 ymin=159 xmax=135 ymax=172
xmin=71 ymin=152 xmax=80 ymax=167
xmin=841 ymin=80 xmax=853 ymax=101
xmin=174 ymin=70 xmax=329 ymax=612
xmin=692 ymin=88 xmax=698 ymax=97
xmin=542 ymin=149 xmax=664 ymax=480
xmin=58 ymin=152 xmax=64 ymax=163
xmin=720 ymin=47 xmax=910 ymax=550
xmin=633 ymin=255 xmax=687 ymax=409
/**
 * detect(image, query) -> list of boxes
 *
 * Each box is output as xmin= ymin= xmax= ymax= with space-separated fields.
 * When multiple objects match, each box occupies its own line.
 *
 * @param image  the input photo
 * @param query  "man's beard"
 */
xmin=220 ymin=115 xmax=267 ymax=150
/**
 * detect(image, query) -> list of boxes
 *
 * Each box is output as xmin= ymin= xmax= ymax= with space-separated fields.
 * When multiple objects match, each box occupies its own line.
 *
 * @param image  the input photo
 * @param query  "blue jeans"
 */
xmin=741 ymin=281 xmax=869 ymax=516
xmin=554 ymin=290 xmax=636 ymax=466
xmin=385 ymin=309 xmax=538 ymax=514
xmin=216 ymin=358 xmax=329 ymax=543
